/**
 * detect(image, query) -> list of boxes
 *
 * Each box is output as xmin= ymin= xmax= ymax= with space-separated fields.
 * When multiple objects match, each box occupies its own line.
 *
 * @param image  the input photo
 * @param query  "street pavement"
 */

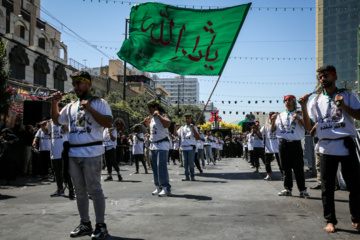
xmin=0 ymin=157 xmax=359 ymax=240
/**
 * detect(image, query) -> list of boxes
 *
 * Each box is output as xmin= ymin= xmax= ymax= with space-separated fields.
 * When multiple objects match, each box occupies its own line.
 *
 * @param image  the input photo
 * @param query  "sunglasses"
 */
xmin=283 ymin=99 xmax=293 ymax=103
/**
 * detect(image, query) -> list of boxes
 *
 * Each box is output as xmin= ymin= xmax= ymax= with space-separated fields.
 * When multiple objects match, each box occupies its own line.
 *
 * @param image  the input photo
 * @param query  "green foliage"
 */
xmin=105 ymin=91 xmax=123 ymax=104
xmin=168 ymin=105 xmax=205 ymax=125
xmin=0 ymin=40 xmax=11 ymax=115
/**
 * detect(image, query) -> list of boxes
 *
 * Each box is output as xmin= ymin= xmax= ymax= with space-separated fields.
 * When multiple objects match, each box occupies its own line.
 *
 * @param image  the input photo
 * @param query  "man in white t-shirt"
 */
xmin=50 ymin=71 xmax=112 ymax=239
xmin=260 ymin=112 xmax=283 ymax=181
xmin=32 ymin=120 xmax=52 ymax=180
xmin=103 ymin=126 xmax=122 ymax=181
xmin=299 ymin=65 xmax=360 ymax=233
xmin=204 ymin=131 xmax=215 ymax=165
xmin=174 ymin=113 xmax=201 ymax=181
xmin=131 ymin=124 xmax=147 ymax=174
xmin=251 ymin=124 xmax=264 ymax=173
xmin=196 ymin=129 xmax=206 ymax=168
xmin=271 ymin=95 xmax=309 ymax=199
xmin=246 ymin=130 xmax=254 ymax=167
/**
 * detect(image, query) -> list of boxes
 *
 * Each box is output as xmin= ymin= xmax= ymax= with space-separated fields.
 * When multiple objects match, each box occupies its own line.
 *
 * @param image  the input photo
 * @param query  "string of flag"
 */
xmin=82 ymin=0 xmax=359 ymax=12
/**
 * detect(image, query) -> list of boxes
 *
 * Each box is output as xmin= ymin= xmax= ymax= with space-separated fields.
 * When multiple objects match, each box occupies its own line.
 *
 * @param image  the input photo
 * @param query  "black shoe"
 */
xmin=91 ymin=223 xmax=108 ymax=240
xmin=69 ymin=189 xmax=76 ymax=200
xmin=70 ymin=221 xmax=93 ymax=238
xmin=117 ymin=174 xmax=122 ymax=181
xmin=310 ymin=184 xmax=321 ymax=190
xmin=335 ymin=185 xmax=341 ymax=191
xmin=50 ymin=189 xmax=65 ymax=197
xmin=182 ymin=178 xmax=190 ymax=181
xmin=104 ymin=176 xmax=113 ymax=182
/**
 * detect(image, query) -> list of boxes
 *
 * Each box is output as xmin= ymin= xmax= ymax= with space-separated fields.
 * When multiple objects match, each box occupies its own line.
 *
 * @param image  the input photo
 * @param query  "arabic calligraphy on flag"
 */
xmin=118 ymin=2 xmax=251 ymax=76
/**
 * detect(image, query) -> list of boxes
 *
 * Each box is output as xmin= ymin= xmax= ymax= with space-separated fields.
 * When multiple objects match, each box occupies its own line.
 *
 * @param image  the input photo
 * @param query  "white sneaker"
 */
xmin=152 ymin=188 xmax=160 ymax=195
xmin=158 ymin=187 xmax=169 ymax=197
xmin=264 ymin=175 xmax=271 ymax=181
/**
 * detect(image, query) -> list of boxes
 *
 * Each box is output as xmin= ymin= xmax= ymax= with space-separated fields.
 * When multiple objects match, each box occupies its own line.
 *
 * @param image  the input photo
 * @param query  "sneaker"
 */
xmin=117 ymin=174 xmax=123 ymax=181
xmin=264 ymin=176 xmax=271 ymax=181
xmin=203 ymin=166 xmax=206 ymax=169
xmin=250 ymin=166 xmax=255 ymax=169
xmin=50 ymin=189 xmax=65 ymax=197
xmin=158 ymin=187 xmax=170 ymax=197
xmin=104 ymin=176 xmax=113 ymax=181
xmin=69 ymin=189 xmax=76 ymax=200
xmin=91 ymin=223 xmax=108 ymax=240
xmin=70 ymin=221 xmax=93 ymax=237
xmin=278 ymin=189 xmax=292 ymax=196
xmin=152 ymin=188 xmax=160 ymax=195
xmin=299 ymin=190 xmax=310 ymax=198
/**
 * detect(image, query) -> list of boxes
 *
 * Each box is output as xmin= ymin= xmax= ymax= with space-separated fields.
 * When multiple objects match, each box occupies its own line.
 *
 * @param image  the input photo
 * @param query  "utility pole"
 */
xmin=123 ymin=18 xmax=130 ymax=101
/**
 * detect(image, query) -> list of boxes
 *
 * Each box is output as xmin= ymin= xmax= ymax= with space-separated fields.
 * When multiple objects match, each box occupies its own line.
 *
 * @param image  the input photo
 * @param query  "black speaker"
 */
xmin=242 ymin=122 xmax=255 ymax=133
xmin=23 ymin=100 xmax=51 ymax=126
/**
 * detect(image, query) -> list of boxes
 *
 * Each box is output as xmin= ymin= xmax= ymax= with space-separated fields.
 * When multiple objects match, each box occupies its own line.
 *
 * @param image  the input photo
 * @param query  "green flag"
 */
xmin=237 ymin=118 xmax=248 ymax=127
xmin=118 ymin=2 xmax=251 ymax=76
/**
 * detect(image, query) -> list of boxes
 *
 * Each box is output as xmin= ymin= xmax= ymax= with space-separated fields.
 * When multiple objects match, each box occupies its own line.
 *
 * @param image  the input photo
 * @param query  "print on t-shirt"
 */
xmin=70 ymin=109 xmax=92 ymax=134
xmin=319 ymin=106 xmax=345 ymax=131
xmin=280 ymin=119 xmax=296 ymax=134
xmin=76 ymin=110 xmax=86 ymax=128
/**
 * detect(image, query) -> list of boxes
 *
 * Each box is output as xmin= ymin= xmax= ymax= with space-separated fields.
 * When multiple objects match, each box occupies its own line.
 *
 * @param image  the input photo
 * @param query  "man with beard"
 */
xmin=299 ymin=65 xmax=360 ymax=233
xmin=51 ymin=71 xmax=112 ymax=239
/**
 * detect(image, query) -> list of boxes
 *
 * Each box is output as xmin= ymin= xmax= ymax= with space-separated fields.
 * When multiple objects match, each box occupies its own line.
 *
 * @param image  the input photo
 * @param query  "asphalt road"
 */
xmin=0 ymin=157 xmax=359 ymax=240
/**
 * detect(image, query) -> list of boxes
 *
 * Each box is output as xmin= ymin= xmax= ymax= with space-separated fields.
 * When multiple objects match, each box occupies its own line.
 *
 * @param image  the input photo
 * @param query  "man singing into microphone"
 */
xmin=50 ymin=71 xmax=113 ymax=240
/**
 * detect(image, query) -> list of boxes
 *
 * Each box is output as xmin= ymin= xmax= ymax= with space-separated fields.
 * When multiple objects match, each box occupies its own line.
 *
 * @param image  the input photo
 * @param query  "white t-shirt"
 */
xmin=219 ymin=139 xmax=224 ymax=150
xmin=50 ymin=121 xmax=68 ymax=159
xmin=132 ymin=133 xmax=144 ymax=155
xmin=196 ymin=133 xmax=205 ymax=149
xmin=210 ymin=136 xmax=217 ymax=148
xmin=35 ymin=128 xmax=51 ymax=151
xmin=246 ymin=134 xmax=254 ymax=151
xmin=149 ymin=114 xmax=169 ymax=150
xmin=173 ymin=137 xmax=179 ymax=150
xmin=275 ymin=110 xmax=305 ymax=141
xmin=204 ymin=135 xmax=212 ymax=146
xmin=252 ymin=131 xmax=264 ymax=148
xmin=308 ymin=90 xmax=360 ymax=156
xmin=58 ymin=97 xmax=112 ymax=157
xmin=168 ymin=135 xmax=173 ymax=150
xmin=177 ymin=125 xmax=199 ymax=151
xmin=103 ymin=128 xmax=117 ymax=151
xmin=261 ymin=125 xmax=279 ymax=153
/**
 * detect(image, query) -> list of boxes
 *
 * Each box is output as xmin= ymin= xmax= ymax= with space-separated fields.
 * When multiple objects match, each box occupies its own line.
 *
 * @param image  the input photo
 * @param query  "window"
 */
xmin=54 ymin=78 xmax=64 ymax=92
xmin=10 ymin=61 xmax=25 ymax=80
xmin=34 ymin=70 xmax=46 ymax=87
xmin=38 ymin=38 xmax=45 ymax=49
xmin=20 ymin=26 xmax=25 ymax=38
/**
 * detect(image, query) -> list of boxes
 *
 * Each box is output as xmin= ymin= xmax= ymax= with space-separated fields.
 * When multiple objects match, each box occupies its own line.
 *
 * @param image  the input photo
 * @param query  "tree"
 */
xmin=0 ymin=40 xmax=11 ymax=115
xmin=168 ymin=104 xmax=205 ymax=125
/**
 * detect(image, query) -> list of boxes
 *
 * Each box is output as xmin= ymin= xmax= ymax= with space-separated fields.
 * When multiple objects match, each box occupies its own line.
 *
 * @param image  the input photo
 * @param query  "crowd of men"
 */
xmin=1 ymin=65 xmax=360 ymax=239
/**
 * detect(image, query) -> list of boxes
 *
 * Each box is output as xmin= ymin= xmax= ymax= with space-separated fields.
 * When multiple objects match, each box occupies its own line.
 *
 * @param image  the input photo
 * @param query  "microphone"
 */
xmin=46 ymin=90 xmax=74 ymax=101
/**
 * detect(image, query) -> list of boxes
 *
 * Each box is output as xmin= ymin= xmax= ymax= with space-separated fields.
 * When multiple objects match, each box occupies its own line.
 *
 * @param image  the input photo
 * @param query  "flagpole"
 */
xmin=196 ymin=75 xmax=222 ymax=125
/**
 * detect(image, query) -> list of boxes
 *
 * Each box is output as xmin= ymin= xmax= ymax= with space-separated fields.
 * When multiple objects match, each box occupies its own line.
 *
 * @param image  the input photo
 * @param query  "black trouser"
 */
xmin=172 ymin=149 xmax=179 ymax=162
xmin=105 ymin=148 xmax=120 ymax=174
xmin=212 ymin=148 xmax=217 ymax=161
xmin=194 ymin=152 xmax=202 ymax=172
xmin=320 ymin=154 xmax=360 ymax=225
xmin=279 ymin=140 xmax=306 ymax=192
xmin=51 ymin=158 xmax=64 ymax=190
xmin=134 ymin=154 xmax=147 ymax=172
xmin=168 ymin=150 xmax=176 ymax=163
xmin=253 ymin=147 xmax=265 ymax=168
xmin=249 ymin=150 xmax=254 ymax=166
xmin=39 ymin=151 xmax=51 ymax=176
xmin=265 ymin=153 xmax=283 ymax=174
xmin=244 ymin=148 xmax=248 ymax=161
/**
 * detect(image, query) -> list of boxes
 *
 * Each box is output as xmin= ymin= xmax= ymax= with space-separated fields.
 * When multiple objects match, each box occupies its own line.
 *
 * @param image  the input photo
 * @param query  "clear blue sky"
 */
xmin=41 ymin=0 xmax=316 ymax=123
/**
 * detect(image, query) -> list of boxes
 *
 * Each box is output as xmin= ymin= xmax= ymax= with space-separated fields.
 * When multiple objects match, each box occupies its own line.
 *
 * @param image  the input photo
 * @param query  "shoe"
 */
xmin=70 ymin=221 xmax=93 ymax=237
xmin=50 ymin=189 xmax=65 ymax=197
xmin=299 ymin=190 xmax=310 ymax=198
xmin=203 ymin=166 xmax=206 ymax=169
xmin=158 ymin=187 xmax=170 ymax=197
xmin=213 ymin=162 xmax=216 ymax=165
xmin=250 ymin=166 xmax=255 ymax=169
xmin=264 ymin=176 xmax=271 ymax=181
xmin=91 ymin=223 xmax=108 ymax=240
xmin=180 ymin=165 xmax=183 ymax=167
xmin=104 ymin=176 xmax=113 ymax=181
xmin=335 ymin=185 xmax=341 ymax=191
xmin=174 ymin=162 xmax=177 ymax=165
xmin=117 ymin=174 xmax=123 ymax=181
xmin=278 ymin=189 xmax=292 ymax=196
xmin=145 ymin=170 xmax=149 ymax=174
xmin=152 ymin=188 xmax=160 ymax=195
xmin=69 ymin=189 xmax=76 ymax=200
xmin=200 ymin=170 xmax=203 ymax=174
xmin=134 ymin=171 xmax=139 ymax=174
xmin=191 ymin=179 xmax=196 ymax=181
xmin=253 ymin=170 xmax=259 ymax=173
xmin=310 ymin=184 xmax=321 ymax=190
xmin=182 ymin=178 xmax=190 ymax=181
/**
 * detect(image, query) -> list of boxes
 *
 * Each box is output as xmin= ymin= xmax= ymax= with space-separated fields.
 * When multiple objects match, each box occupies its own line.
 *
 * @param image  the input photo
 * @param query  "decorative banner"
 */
xmin=118 ymin=2 xmax=251 ymax=75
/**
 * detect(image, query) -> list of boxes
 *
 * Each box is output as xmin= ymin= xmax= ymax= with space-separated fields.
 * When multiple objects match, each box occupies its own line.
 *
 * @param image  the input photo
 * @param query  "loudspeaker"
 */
xmin=23 ymin=100 xmax=51 ymax=126
xmin=242 ymin=122 xmax=255 ymax=133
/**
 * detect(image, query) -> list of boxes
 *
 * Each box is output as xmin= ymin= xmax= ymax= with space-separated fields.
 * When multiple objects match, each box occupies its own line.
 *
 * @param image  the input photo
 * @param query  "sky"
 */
xmin=41 ymin=0 xmax=316 ymax=123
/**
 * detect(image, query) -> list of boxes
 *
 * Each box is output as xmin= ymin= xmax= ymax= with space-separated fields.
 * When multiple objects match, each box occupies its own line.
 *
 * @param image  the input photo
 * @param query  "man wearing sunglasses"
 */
xmin=299 ymin=65 xmax=360 ymax=233
xmin=271 ymin=95 xmax=309 ymax=199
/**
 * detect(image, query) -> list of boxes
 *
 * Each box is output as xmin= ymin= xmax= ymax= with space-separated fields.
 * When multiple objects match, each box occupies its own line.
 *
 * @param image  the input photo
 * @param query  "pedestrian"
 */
xmin=32 ymin=120 xmax=52 ymax=181
xmin=260 ymin=112 xmax=283 ymax=181
xmin=50 ymin=71 xmax=112 ymax=239
xmin=103 ymin=126 xmax=122 ymax=181
xmin=299 ymin=65 xmax=360 ymax=233
xmin=246 ymin=130 xmax=254 ymax=168
xmin=143 ymin=99 xmax=171 ymax=197
xmin=271 ymin=95 xmax=309 ymax=199
xmin=196 ymin=127 xmax=206 ymax=169
xmin=132 ymin=125 xmax=147 ymax=174
xmin=174 ymin=113 xmax=202 ymax=181
xmin=144 ymin=133 xmax=151 ymax=169
xmin=21 ymin=124 xmax=34 ymax=176
xmin=204 ymin=131 xmax=215 ymax=165
xmin=251 ymin=123 xmax=264 ymax=173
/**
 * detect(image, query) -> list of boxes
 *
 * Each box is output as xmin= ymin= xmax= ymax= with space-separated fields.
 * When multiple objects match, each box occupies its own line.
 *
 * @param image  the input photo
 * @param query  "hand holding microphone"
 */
xmin=47 ymin=90 xmax=74 ymax=101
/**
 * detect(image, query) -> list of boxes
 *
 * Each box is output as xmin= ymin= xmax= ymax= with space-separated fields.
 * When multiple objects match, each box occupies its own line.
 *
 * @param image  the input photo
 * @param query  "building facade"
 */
xmin=154 ymin=76 xmax=199 ymax=106
xmin=316 ymin=0 xmax=360 ymax=91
